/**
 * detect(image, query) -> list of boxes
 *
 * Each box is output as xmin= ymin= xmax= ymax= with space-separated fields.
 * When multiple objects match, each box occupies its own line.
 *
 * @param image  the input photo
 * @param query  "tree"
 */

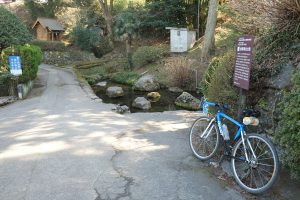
xmin=0 ymin=7 xmax=32 ymax=53
xmin=97 ymin=0 xmax=114 ymax=39
xmin=114 ymin=9 xmax=140 ymax=70
xmin=71 ymin=9 xmax=113 ymax=58
xmin=201 ymin=0 xmax=218 ymax=60
xmin=142 ymin=0 xmax=197 ymax=37
xmin=24 ymin=0 xmax=68 ymax=20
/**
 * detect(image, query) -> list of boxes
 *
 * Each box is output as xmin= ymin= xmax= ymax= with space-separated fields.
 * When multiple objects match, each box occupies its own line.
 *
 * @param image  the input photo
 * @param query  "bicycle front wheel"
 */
xmin=231 ymin=133 xmax=279 ymax=194
xmin=189 ymin=117 xmax=220 ymax=160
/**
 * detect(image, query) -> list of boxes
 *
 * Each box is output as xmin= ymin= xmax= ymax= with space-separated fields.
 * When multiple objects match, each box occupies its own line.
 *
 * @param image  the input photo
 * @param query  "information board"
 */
xmin=9 ymin=56 xmax=22 ymax=76
xmin=233 ymin=36 xmax=255 ymax=90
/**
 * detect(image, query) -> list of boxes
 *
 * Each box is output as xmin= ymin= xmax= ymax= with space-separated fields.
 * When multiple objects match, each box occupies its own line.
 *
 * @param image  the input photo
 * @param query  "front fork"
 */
xmin=200 ymin=118 xmax=216 ymax=139
xmin=222 ymin=131 xmax=257 ymax=163
xmin=240 ymin=131 xmax=257 ymax=163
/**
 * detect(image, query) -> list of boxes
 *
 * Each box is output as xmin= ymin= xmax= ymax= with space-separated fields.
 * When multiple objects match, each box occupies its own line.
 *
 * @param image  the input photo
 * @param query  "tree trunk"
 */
xmin=98 ymin=0 xmax=114 ymax=41
xmin=125 ymin=34 xmax=133 ymax=70
xmin=201 ymin=0 xmax=218 ymax=61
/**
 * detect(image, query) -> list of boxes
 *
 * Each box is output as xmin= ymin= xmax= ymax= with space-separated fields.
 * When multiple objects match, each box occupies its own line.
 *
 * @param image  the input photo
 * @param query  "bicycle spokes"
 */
xmin=232 ymin=135 xmax=277 ymax=192
xmin=190 ymin=117 xmax=220 ymax=160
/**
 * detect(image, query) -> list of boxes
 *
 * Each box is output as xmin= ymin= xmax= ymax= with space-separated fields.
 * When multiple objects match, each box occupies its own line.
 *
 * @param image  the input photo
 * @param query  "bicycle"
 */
xmin=189 ymin=99 xmax=279 ymax=194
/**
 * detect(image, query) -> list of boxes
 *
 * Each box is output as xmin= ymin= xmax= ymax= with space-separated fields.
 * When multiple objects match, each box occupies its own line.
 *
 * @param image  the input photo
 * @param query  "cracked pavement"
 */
xmin=0 ymin=64 xmax=245 ymax=200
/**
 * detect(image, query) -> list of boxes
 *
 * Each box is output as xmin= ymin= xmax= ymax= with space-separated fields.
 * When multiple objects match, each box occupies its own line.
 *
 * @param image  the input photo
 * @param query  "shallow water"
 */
xmin=93 ymin=82 xmax=202 ymax=113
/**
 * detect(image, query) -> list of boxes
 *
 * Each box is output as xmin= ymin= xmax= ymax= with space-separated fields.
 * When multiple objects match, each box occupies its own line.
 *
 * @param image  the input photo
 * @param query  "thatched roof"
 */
xmin=32 ymin=17 xmax=64 ymax=32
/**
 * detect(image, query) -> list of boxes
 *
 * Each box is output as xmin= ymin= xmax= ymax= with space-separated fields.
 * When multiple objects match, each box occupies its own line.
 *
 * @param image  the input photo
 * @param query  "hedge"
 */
xmin=1 ymin=44 xmax=42 ymax=83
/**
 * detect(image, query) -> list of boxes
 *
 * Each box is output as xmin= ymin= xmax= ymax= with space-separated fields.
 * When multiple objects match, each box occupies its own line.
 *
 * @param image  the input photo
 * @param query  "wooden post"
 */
xmin=237 ymin=88 xmax=246 ymax=120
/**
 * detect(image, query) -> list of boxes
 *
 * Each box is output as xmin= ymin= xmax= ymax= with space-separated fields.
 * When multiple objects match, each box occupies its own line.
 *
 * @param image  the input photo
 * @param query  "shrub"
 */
xmin=93 ymin=37 xmax=113 ymax=58
xmin=0 ymin=72 xmax=14 ymax=96
xmin=201 ymin=51 xmax=239 ymax=113
xmin=30 ymin=40 xmax=66 ymax=52
xmin=0 ymin=6 xmax=32 ymax=52
xmin=71 ymin=24 xmax=113 ymax=58
xmin=165 ymin=57 xmax=195 ymax=90
xmin=275 ymin=70 xmax=300 ymax=179
xmin=2 ymin=44 xmax=42 ymax=83
xmin=132 ymin=46 xmax=164 ymax=68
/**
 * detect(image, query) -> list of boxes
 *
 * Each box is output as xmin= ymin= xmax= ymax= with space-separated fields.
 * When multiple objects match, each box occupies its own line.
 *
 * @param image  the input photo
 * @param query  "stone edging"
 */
xmin=67 ymin=66 xmax=102 ymax=103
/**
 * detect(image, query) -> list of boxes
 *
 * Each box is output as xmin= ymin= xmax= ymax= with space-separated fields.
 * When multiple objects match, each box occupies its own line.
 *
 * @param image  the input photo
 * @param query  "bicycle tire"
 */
xmin=231 ymin=133 xmax=279 ymax=194
xmin=189 ymin=116 xmax=220 ymax=160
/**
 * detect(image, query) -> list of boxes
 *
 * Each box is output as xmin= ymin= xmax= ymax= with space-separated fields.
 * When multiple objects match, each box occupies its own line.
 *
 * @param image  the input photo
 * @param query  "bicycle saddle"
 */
xmin=242 ymin=109 xmax=261 ymax=118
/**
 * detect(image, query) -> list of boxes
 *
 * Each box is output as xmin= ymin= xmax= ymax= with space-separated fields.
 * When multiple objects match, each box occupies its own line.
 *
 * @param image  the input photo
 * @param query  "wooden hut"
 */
xmin=32 ymin=18 xmax=65 ymax=41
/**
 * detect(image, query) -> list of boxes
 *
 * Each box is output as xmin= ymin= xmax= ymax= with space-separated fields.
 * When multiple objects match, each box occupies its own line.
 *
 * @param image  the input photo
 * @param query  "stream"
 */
xmin=93 ymin=82 xmax=202 ymax=113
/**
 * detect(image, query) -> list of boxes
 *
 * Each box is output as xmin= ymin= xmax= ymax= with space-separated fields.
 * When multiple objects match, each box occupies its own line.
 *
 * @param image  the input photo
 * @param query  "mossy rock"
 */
xmin=175 ymin=92 xmax=201 ymax=110
xmin=147 ymin=92 xmax=161 ymax=102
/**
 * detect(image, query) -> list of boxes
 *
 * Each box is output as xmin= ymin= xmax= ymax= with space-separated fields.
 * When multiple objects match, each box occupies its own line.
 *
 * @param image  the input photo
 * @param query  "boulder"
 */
xmin=147 ymin=92 xmax=161 ymax=102
xmin=168 ymin=87 xmax=183 ymax=93
xmin=112 ymin=104 xmax=130 ymax=114
xmin=96 ymin=81 xmax=107 ymax=87
xmin=134 ymin=75 xmax=160 ymax=92
xmin=132 ymin=97 xmax=151 ymax=110
xmin=175 ymin=92 xmax=201 ymax=110
xmin=106 ymin=86 xmax=124 ymax=98
xmin=266 ymin=62 xmax=293 ymax=89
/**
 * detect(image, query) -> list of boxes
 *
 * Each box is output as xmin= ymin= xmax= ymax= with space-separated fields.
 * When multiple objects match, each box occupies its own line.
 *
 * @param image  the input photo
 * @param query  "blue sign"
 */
xmin=9 ymin=56 xmax=22 ymax=76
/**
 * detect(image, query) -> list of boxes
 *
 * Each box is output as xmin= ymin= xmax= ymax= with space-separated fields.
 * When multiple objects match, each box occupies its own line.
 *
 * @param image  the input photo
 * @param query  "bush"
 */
xmin=275 ymin=70 xmax=300 ymax=179
xmin=132 ymin=46 xmax=164 ymax=68
xmin=165 ymin=57 xmax=195 ymax=90
xmin=0 ymin=72 xmax=14 ymax=96
xmin=2 ymin=44 xmax=42 ymax=83
xmin=93 ymin=37 xmax=113 ymax=58
xmin=201 ymin=51 xmax=239 ymax=113
xmin=0 ymin=6 xmax=32 ymax=52
xmin=71 ymin=24 xmax=113 ymax=58
xmin=30 ymin=40 xmax=67 ymax=52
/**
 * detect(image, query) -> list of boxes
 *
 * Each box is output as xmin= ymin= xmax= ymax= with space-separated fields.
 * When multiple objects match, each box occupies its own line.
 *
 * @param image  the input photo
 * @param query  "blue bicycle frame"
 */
xmin=202 ymin=99 xmax=245 ymax=141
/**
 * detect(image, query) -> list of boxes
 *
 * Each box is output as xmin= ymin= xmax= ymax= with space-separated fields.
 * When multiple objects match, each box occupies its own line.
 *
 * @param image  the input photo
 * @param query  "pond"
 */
xmin=93 ymin=82 xmax=202 ymax=113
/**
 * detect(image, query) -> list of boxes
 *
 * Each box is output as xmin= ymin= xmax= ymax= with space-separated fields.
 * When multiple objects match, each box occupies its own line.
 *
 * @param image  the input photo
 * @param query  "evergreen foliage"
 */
xmin=201 ymin=51 xmax=239 ymax=114
xmin=71 ymin=10 xmax=112 ymax=58
xmin=275 ymin=70 xmax=300 ymax=179
xmin=114 ymin=8 xmax=141 ymax=69
xmin=0 ymin=6 xmax=32 ymax=53
xmin=24 ymin=0 xmax=68 ymax=19
xmin=141 ymin=0 xmax=198 ymax=37
xmin=2 ymin=45 xmax=42 ymax=83
xmin=114 ymin=9 xmax=141 ymax=39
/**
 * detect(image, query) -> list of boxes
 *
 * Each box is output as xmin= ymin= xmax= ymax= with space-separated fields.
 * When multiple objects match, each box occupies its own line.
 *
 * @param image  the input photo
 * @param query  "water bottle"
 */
xmin=222 ymin=124 xmax=230 ymax=140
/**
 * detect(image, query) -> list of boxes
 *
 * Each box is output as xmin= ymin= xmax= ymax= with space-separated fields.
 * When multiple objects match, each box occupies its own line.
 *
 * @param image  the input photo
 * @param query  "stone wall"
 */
xmin=43 ymin=51 xmax=97 ymax=66
xmin=255 ymin=62 xmax=295 ymax=135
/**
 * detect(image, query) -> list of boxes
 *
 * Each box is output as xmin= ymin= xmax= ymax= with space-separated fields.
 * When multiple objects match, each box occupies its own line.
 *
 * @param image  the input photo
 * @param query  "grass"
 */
xmin=111 ymin=71 xmax=140 ymax=86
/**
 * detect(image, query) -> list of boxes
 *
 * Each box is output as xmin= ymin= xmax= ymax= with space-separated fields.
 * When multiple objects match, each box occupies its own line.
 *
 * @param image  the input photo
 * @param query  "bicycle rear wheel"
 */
xmin=189 ymin=117 xmax=220 ymax=160
xmin=231 ymin=133 xmax=279 ymax=194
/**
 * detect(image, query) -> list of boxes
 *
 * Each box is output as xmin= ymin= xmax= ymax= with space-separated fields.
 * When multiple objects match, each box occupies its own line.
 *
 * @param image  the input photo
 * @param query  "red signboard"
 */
xmin=233 ymin=36 xmax=255 ymax=90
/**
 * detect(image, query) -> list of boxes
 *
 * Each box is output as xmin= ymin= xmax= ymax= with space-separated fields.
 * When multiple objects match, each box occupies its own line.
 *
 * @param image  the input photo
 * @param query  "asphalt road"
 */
xmin=0 ymin=64 xmax=245 ymax=200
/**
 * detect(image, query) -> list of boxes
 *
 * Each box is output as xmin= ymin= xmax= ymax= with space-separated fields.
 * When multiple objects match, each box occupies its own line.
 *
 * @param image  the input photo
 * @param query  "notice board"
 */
xmin=9 ymin=56 xmax=22 ymax=76
xmin=233 ymin=36 xmax=255 ymax=90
